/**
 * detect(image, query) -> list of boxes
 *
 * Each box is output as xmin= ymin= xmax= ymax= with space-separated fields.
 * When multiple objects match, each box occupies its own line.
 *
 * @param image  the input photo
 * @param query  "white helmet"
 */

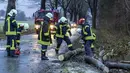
xmin=8 ymin=9 xmax=17 ymax=16
xmin=23 ymin=23 xmax=29 ymax=30
xmin=59 ymin=17 xmax=68 ymax=23
xmin=46 ymin=13 xmax=53 ymax=19
xmin=18 ymin=23 xmax=29 ymax=30
xmin=77 ymin=28 xmax=82 ymax=34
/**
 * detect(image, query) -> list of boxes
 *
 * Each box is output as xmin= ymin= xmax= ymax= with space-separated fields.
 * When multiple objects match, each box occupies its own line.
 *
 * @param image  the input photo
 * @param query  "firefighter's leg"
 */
xmin=6 ymin=36 xmax=11 ymax=56
xmin=84 ymin=40 xmax=94 ymax=57
xmin=91 ymin=43 xmax=95 ymax=53
xmin=41 ymin=45 xmax=48 ymax=60
xmin=10 ymin=35 xmax=16 ymax=57
xmin=64 ymin=36 xmax=73 ymax=51
xmin=56 ymin=37 xmax=62 ymax=54
xmin=16 ymin=34 xmax=20 ymax=47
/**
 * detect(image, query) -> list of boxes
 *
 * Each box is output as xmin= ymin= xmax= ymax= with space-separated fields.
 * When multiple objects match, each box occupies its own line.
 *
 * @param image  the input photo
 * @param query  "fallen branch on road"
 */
xmin=58 ymin=48 xmax=109 ymax=73
xmin=58 ymin=48 xmax=84 ymax=61
xmin=58 ymin=48 xmax=130 ymax=72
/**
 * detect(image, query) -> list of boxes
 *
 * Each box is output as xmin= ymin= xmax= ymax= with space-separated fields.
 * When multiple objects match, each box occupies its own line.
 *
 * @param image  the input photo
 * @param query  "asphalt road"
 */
xmin=0 ymin=28 xmax=101 ymax=73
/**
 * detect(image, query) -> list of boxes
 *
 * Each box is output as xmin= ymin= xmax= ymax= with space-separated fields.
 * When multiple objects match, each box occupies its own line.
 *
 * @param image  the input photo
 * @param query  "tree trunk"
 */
xmin=58 ymin=48 xmax=84 ymax=61
xmin=4 ymin=0 xmax=16 ymax=33
xmin=74 ymin=12 xmax=77 ymax=22
xmin=70 ymin=12 xmax=73 ymax=21
xmin=104 ymin=61 xmax=130 ymax=70
xmin=41 ymin=0 xmax=46 ymax=9
xmin=92 ymin=0 xmax=98 ymax=29
xmin=59 ymin=47 xmax=130 ymax=71
xmin=58 ymin=48 xmax=109 ymax=73
xmin=55 ymin=0 xmax=58 ymax=9
xmin=64 ymin=9 xmax=67 ymax=17
xmin=84 ymin=56 xmax=109 ymax=73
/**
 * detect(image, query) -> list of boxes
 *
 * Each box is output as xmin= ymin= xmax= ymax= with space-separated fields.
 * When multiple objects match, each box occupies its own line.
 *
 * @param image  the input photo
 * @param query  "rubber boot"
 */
xmin=6 ymin=48 xmax=10 ymax=56
xmin=15 ymin=46 xmax=21 ymax=55
xmin=41 ymin=51 xmax=49 ymax=60
xmin=55 ymin=49 xmax=59 ymax=54
xmin=10 ymin=50 xmax=17 ymax=57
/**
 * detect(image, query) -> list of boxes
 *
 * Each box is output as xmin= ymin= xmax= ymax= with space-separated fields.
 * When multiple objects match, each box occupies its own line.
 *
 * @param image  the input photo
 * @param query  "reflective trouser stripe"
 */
xmin=6 ymin=32 xmax=17 ymax=35
xmin=85 ymin=36 xmax=95 ymax=40
xmin=91 ymin=44 xmax=94 ymax=48
xmin=17 ymin=32 xmax=21 ymax=34
xmin=68 ymin=44 xmax=72 ymax=48
xmin=16 ymin=40 xmax=20 ymax=43
xmin=6 ymin=45 xmax=10 ymax=48
xmin=56 ymin=34 xmax=64 ymax=38
xmin=12 ymin=20 xmax=16 ymax=23
xmin=44 ymin=33 xmax=49 ymax=36
xmin=42 ymin=49 xmax=46 ymax=52
xmin=56 ymin=48 xmax=59 ymax=50
xmin=38 ymin=40 xmax=50 ymax=45
xmin=10 ymin=40 xmax=15 ymax=50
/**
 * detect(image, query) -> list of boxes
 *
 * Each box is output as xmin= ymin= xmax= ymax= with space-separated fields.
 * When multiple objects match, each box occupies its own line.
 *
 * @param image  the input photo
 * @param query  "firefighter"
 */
xmin=78 ymin=18 xmax=95 ymax=57
xmin=55 ymin=17 xmax=73 ymax=54
xmin=15 ymin=23 xmax=29 ymax=55
xmin=16 ymin=23 xmax=29 ymax=47
xmin=5 ymin=9 xmax=17 ymax=57
xmin=38 ymin=13 xmax=53 ymax=60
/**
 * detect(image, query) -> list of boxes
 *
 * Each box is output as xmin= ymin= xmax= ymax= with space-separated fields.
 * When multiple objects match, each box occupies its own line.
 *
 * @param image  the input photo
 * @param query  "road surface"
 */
xmin=0 ymin=28 xmax=102 ymax=73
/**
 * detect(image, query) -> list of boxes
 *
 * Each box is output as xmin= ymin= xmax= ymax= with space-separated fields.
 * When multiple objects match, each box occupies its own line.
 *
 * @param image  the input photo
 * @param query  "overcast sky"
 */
xmin=0 ymin=0 xmax=40 ymax=17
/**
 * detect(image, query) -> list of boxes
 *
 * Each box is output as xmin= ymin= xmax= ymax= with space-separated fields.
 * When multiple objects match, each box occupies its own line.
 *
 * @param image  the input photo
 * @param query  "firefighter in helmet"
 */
xmin=55 ymin=17 xmax=73 ymax=54
xmin=38 ymin=13 xmax=53 ymax=60
xmin=78 ymin=18 xmax=96 ymax=57
xmin=5 ymin=9 xmax=18 ymax=57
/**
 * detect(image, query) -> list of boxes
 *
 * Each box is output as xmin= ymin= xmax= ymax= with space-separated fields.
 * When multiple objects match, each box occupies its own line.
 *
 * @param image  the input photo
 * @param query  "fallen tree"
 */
xmin=58 ymin=48 xmax=84 ymax=61
xmin=58 ymin=48 xmax=130 ymax=73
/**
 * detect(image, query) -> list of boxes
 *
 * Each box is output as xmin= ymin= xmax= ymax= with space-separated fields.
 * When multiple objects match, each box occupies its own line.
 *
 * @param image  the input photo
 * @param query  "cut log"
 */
xmin=120 ymin=61 xmax=130 ymax=64
xmin=58 ymin=48 xmax=109 ymax=73
xmin=104 ymin=61 xmax=130 ymax=70
xmin=84 ymin=56 xmax=109 ymax=73
xmin=58 ymin=48 xmax=84 ymax=61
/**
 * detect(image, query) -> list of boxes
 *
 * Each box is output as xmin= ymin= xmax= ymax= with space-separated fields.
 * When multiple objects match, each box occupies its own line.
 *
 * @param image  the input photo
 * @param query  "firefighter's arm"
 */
xmin=84 ymin=25 xmax=89 ymax=35
xmin=11 ymin=18 xmax=17 ymax=28
xmin=67 ymin=25 xmax=72 ymax=36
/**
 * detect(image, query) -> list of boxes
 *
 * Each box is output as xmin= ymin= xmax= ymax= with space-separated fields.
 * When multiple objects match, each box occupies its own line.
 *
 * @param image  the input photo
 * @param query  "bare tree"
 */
xmin=85 ymin=0 xmax=98 ymax=29
xmin=55 ymin=0 xmax=58 ymax=9
xmin=4 ymin=0 xmax=16 ymax=33
xmin=58 ymin=0 xmax=72 ymax=17
xmin=48 ymin=0 xmax=55 ymax=10
xmin=41 ymin=0 xmax=46 ymax=9
xmin=68 ymin=0 xmax=88 ymax=22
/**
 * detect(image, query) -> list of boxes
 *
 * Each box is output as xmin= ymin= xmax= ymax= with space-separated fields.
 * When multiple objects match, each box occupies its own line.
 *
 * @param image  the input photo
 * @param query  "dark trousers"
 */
xmin=56 ymin=36 xmax=73 ymax=51
xmin=6 ymin=35 xmax=16 ymax=56
xmin=16 ymin=34 xmax=21 ymax=46
xmin=41 ymin=45 xmax=48 ymax=57
xmin=84 ymin=40 xmax=93 ymax=57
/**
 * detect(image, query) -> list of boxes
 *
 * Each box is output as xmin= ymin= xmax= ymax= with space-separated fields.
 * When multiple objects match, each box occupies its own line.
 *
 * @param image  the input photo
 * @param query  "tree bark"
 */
xmin=58 ymin=48 xmax=109 ymax=73
xmin=70 ymin=12 xmax=73 ymax=21
xmin=74 ymin=11 xmax=77 ymax=22
xmin=59 ymin=48 xmax=130 ymax=71
xmin=58 ymin=48 xmax=84 ymax=61
xmin=55 ymin=0 xmax=58 ymax=9
xmin=4 ymin=0 xmax=16 ymax=33
xmin=41 ymin=0 xmax=46 ymax=9
xmin=84 ymin=56 xmax=109 ymax=73
xmin=63 ymin=9 xmax=67 ymax=17
xmin=92 ymin=0 xmax=98 ymax=29
xmin=104 ymin=61 xmax=130 ymax=70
